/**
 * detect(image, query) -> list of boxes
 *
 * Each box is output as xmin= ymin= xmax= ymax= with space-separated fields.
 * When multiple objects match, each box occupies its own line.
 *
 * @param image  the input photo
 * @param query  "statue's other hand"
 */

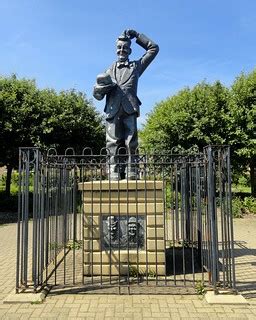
xmin=125 ymin=29 xmax=138 ymax=39
xmin=93 ymin=81 xmax=116 ymax=100
xmin=93 ymin=92 xmax=104 ymax=101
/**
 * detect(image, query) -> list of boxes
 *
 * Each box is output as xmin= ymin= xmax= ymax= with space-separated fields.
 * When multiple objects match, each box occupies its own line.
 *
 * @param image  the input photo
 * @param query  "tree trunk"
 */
xmin=5 ymin=165 xmax=13 ymax=197
xmin=250 ymin=160 xmax=256 ymax=197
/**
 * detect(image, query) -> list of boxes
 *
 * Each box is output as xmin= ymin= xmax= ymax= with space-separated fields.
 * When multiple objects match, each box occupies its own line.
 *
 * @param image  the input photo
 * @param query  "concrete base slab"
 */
xmin=3 ymin=287 xmax=50 ymax=304
xmin=205 ymin=291 xmax=249 ymax=305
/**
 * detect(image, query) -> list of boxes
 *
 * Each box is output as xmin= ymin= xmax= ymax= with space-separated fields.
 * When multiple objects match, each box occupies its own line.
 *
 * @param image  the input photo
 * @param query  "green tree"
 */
xmin=140 ymin=81 xmax=229 ymax=153
xmin=141 ymin=72 xmax=256 ymax=196
xmin=35 ymin=88 xmax=105 ymax=153
xmin=0 ymin=74 xmax=39 ymax=196
xmin=229 ymin=70 xmax=256 ymax=196
xmin=0 ymin=75 xmax=105 ymax=196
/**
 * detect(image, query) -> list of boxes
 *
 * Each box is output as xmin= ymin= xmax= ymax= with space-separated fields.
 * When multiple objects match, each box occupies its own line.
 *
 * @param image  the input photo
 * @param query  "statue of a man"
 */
xmin=93 ymin=29 xmax=159 ymax=180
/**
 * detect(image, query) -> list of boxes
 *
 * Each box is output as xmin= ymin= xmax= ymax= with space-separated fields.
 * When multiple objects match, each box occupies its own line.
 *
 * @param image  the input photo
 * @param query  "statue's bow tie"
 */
xmin=117 ymin=61 xmax=130 ymax=68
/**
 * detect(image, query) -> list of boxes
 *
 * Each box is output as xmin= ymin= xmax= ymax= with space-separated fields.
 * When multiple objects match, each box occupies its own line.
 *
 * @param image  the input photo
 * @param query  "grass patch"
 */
xmin=66 ymin=240 xmax=83 ymax=250
xmin=232 ymin=185 xmax=251 ymax=194
xmin=31 ymin=300 xmax=43 ymax=305
xmin=128 ymin=266 xmax=157 ymax=278
xmin=195 ymin=280 xmax=206 ymax=295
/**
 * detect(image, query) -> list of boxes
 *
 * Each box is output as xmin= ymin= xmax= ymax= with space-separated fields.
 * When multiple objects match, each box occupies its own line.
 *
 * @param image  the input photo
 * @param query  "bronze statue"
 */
xmin=93 ymin=29 xmax=159 ymax=180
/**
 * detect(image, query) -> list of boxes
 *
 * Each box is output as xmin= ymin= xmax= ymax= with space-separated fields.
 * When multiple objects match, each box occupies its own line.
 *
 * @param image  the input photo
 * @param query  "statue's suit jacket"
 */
xmin=94 ymin=34 xmax=159 ymax=120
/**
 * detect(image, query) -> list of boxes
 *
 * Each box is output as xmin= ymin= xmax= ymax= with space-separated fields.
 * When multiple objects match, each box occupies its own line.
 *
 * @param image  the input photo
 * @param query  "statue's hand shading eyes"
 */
xmin=125 ymin=29 xmax=138 ymax=39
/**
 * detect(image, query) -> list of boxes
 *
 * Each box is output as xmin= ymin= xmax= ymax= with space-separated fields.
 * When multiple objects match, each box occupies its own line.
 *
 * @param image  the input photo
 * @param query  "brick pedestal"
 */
xmin=78 ymin=180 xmax=166 ymax=276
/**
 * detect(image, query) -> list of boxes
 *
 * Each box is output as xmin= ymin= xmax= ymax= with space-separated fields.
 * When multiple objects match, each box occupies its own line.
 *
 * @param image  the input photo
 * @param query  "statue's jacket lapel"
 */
xmin=104 ymin=61 xmax=142 ymax=119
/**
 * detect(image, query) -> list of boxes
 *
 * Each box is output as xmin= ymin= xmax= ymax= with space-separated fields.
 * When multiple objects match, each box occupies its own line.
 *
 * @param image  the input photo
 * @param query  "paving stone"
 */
xmin=1 ymin=217 xmax=256 ymax=318
xmin=170 ymin=313 xmax=181 ymax=319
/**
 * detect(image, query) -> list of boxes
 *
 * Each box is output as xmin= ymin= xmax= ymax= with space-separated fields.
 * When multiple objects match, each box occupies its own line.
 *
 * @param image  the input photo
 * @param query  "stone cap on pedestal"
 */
xmin=78 ymin=180 xmax=163 ymax=191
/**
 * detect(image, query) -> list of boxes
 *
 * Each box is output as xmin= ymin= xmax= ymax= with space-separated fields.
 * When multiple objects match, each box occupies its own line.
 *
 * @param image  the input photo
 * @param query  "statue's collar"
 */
xmin=116 ymin=60 xmax=130 ymax=68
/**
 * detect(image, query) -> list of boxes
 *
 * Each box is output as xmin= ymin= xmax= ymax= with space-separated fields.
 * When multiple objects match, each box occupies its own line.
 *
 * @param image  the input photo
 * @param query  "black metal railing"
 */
xmin=16 ymin=146 xmax=236 ymax=294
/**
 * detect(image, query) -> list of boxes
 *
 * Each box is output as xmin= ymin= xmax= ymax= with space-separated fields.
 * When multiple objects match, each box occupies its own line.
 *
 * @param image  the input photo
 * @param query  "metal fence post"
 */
xmin=16 ymin=148 xmax=40 ymax=292
xmin=16 ymin=148 xmax=22 ymax=293
xmin=32 ymin=148 xmax=41 ymax=292
xmin=195 ymin=161 xmax=202 ymax=267
xmin=184 ymin=163 xmax=190 ymax=243
xmin=226 ymin=146 xmax=236 ymax=290
xmin=181 ymin=162 xmax=190 ymax=243
xmin=207 ymin=146 xmax=219 ymax=288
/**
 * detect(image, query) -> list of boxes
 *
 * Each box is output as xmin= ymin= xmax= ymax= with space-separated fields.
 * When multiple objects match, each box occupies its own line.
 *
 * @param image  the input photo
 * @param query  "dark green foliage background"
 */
xmin=140 ymin=70 xmax=256 ymax=195
xmin=0 ymin=74 xmax=105 ymax=196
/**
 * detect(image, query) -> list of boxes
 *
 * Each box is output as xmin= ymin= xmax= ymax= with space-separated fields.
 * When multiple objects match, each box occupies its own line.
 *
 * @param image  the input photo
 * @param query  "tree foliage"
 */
xmin=0 ymin=74 xmax=105 ymax=195
xmin=140 ymin=69 xmax=256 ymax=195
xmin=228 ymin=70 xmax=256 ymax=163
xmin=140 ymin=81 xmax=230 ymax=153
xmin=228 ymin=70 xmax=256 ymax=195
xmin=0 ymin=75 xmax=39 ymax=195
xmin=36 ymin=88 xmax=105 ymax=153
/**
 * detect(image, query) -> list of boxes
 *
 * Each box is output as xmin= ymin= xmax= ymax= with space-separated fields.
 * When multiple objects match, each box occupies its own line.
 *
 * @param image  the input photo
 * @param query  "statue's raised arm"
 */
xmin=124 ymin=29 xmax=159 ymax=76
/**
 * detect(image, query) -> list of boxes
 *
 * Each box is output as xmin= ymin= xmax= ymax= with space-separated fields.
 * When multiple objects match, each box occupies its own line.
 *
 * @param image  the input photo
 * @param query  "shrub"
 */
xmin=232 ymin=196 xmax=256 ymax=217
xmin=243 ymin=197 xmax=256 ymax=214
xmin=232 ymin=197 xmax=244 ymax=218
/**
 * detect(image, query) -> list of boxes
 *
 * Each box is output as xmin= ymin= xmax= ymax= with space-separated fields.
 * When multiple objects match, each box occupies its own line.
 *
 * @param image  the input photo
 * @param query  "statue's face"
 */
xmin=116 ymin=40 xmax=131 ymax=62
xmin=128 ymin=223 xmax=137 ymax=237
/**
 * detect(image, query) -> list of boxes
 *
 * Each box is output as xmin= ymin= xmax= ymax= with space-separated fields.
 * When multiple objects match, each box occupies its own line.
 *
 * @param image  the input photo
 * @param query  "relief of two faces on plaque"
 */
xmin=102 ymin=215 xmax=145 ymax=250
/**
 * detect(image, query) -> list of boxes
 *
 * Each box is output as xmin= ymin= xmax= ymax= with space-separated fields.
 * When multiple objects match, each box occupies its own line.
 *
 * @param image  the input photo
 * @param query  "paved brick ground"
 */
xmin=1 ymin=216 xmax=256 ymax=319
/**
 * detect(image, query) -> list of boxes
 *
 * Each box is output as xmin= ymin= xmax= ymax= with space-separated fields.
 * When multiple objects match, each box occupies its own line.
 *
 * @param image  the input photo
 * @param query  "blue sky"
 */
xmin=0 ymin=0 xmax=255 ymax=127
